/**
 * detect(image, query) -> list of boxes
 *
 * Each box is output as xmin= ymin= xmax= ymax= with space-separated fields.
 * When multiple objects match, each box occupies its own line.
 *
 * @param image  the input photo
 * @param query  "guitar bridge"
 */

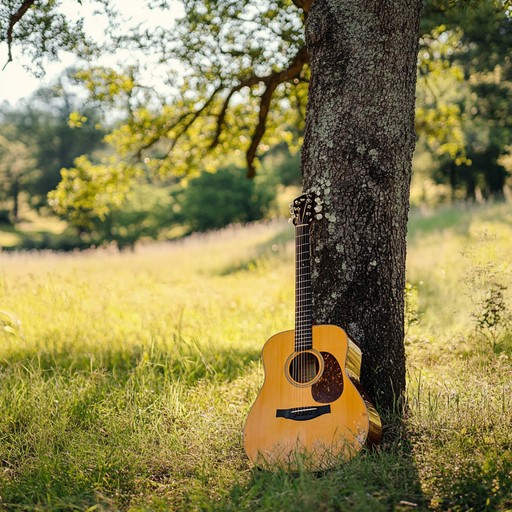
xmin=276 ymin=404 xmax=331 ymax=421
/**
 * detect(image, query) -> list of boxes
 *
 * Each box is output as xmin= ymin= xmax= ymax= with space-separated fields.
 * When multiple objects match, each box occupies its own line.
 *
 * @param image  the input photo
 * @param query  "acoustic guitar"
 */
xmin=244 ymin=193 xmax=381 ymax=471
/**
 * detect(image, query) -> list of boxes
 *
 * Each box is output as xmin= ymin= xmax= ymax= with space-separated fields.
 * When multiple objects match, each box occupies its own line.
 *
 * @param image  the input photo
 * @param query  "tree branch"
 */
xmin=141 ymin=44 xmax=308 ymax=176
xmin=136 ymin=83 xmax=223 ymax=159
xmin=2 ymin=0 xmax=36 ymax=70
xmin=246 ymin=81 xmax=278 ymax=178
xmin=269 ymin=45 xmax=309 ymax=84
xmin=209 ymin=87 xmax=242 ymax=149
xmin=210 ymin=45 xmax=309 ymax=157
xmin=246 ymin=46 xmax=309 ymax=177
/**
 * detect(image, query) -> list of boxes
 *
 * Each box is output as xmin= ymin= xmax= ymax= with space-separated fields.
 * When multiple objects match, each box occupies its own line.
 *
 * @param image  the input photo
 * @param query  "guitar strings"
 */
xmin=296 ymin=221 xmax=301 ymax=408
xmin=294 ymin=200 xmax=314 ymax=416
xmin=296 ymin=221 xmax=311 ymax=412
xmin=296 ymin=221 xmax=300 ymax=408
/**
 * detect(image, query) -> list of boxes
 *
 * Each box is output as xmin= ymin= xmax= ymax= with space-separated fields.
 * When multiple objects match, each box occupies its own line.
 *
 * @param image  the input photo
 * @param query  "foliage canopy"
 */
xmin=1 ymin=0 xmax=511 ymax=243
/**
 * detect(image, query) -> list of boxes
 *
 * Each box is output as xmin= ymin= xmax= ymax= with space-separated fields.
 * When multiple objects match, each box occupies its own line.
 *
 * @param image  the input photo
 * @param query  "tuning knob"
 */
xmin=314 ymin=204 xmax=323 ymax=212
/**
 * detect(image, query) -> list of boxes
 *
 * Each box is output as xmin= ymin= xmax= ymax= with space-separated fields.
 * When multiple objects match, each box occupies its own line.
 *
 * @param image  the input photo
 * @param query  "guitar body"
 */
xmin=244 ymin=324 xmax=381 ymax=471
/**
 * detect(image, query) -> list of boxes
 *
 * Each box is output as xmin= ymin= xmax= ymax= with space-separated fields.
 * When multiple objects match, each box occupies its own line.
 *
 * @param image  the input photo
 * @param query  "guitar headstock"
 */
xmin=289 ymin=194 xmax=323 ymax=226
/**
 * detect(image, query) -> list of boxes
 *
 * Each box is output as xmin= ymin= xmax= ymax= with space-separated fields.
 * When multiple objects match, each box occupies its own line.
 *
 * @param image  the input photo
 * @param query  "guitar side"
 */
xmin=244 ymin=324 xmax=377 ymax=471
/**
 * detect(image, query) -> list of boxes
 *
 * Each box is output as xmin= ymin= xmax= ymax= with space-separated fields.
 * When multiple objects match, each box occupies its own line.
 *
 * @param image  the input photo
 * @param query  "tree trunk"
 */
xmin=12 ymin=178 xmax=20 ymax=222
xmin=301 ymin=0 xmax=422 ymax=414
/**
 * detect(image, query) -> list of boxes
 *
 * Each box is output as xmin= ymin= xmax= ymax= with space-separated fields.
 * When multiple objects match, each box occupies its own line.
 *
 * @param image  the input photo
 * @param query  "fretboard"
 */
xmin=295 ymin=224 xmax=313 ymax=351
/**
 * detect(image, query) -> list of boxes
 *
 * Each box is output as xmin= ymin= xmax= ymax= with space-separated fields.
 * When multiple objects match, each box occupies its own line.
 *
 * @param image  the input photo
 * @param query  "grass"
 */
xmin=1 ymin=204 xmax=512 ymax=511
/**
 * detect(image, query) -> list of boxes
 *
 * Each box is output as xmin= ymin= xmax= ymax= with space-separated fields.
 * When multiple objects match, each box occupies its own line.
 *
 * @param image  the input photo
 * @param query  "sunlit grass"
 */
xmin=0 ymin=204 xmax=511 ymax=511
xmin=407 ymin=202 xmax=512 ymax=336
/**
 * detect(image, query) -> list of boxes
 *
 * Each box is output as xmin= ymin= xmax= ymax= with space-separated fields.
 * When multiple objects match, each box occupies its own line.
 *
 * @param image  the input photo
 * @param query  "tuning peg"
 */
xmin=316 ymin=214 xmax=323 ymax=220
xmin=314 ymin=204 xmax=323 ymax=212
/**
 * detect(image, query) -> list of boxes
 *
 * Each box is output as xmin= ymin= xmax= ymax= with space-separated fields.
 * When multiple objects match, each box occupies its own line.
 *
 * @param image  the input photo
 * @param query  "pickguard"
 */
xmin=311 ymin=351 xmax=344 ymax=403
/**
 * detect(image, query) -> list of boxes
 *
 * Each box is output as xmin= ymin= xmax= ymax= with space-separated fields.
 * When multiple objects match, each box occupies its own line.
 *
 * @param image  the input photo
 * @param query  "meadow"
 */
xmin=0 ymin=203 xmax=511 ymax=511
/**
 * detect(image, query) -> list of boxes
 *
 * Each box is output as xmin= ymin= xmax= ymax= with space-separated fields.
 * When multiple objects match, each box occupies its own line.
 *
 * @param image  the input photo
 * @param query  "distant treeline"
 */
xmin=0 ymin=1 xmax=511 ymax=249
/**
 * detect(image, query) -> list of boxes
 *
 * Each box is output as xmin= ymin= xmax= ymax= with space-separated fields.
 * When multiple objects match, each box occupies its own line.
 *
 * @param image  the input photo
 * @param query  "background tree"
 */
xmin=0 ymin=76 xmax=106 ymax=210
xmin=262 ymin=143 xmax=302 ymax=186
xmin=80 ymin=184 xmax=178 ymax=251
xmin=0 ymin=130 xmax=37 ymax=222
xmin=419 ymin=0 xmax=512 ymax=200
xmin=48 ymin=155 xmax=136 ymax=236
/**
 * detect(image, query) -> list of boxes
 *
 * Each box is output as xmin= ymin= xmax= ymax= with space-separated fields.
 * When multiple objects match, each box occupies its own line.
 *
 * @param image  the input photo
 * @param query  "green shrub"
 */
xmin=91 ymin=184 xmax=178 ymax=250
xmin=181 ymin=166 xmax=276 ymax=232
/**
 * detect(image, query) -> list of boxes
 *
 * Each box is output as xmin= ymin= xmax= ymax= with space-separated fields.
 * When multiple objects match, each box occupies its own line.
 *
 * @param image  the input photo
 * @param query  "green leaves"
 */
xmin=68 ymin=111 xmax=88 ymax=128
xmin=0 ymin=0 xmax=95 ymax=74
xmin=416 ymin=26 xmax=468 ymax=162
xmin=73 ymin=67 xmax=136 ymax=105
xmin=48 ymin=155 xmax=139 ymax=230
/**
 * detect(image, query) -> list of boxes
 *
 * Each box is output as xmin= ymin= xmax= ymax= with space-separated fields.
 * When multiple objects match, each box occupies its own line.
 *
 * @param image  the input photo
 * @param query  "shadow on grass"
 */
xmin=0 ymin=223 xmax=89 ymax=252
xmin=0 ymin=342 xmax=262 ymax=386
xmin=0 ymin=340 xmax=262 ymax=511
xmin=208 ymin=425 xmax=428 ymax=512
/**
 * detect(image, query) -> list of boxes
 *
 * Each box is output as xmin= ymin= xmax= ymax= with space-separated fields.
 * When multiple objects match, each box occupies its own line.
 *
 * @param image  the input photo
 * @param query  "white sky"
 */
xmin=0 ymin=0 xmax=184 ymax=106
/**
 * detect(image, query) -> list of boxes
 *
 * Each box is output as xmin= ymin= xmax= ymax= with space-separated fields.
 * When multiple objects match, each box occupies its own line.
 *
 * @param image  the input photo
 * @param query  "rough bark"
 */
xmin=301 ymin=0 xmax=422 ymax=413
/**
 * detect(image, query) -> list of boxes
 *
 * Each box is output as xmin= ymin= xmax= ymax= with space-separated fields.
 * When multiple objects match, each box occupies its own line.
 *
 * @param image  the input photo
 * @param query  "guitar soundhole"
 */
xmin=288 ymin=351 xmax=322 ymax=385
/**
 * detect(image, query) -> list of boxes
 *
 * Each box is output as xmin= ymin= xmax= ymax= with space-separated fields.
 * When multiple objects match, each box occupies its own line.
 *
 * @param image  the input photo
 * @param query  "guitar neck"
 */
xmin=295 ymin=223 xmax=313 ymax=351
